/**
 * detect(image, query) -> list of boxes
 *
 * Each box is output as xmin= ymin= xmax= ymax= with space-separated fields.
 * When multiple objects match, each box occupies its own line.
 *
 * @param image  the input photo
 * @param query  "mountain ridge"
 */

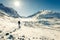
xmin=0 ymin=3 xmax=21 ymax=18
xmin=28 ymin=10 xmax=60 ymax=19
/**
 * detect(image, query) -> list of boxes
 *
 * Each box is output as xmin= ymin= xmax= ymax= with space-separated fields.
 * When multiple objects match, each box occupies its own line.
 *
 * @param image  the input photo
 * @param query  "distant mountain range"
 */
xmin=23 ymin=10 xmax=60 ymax=27
xmin=28 ymin=10 xmax=60 ymax=19
xmin=0 ymin=3 xmax=60 ymax=19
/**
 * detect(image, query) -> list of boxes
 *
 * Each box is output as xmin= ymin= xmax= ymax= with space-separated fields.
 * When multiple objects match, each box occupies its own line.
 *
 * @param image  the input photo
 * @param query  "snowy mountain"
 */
xmin=28 ymin=10 xmax=60 ymax=19
xmin=0 ymin=3 xmax=20 ymax=18
xmin=22 ymin=10 xmax=60 ymax=28
xmin=0 ymin=3 xmax=60 ymax=40
xmin=0 ymin=9 xmax=60 ymax=40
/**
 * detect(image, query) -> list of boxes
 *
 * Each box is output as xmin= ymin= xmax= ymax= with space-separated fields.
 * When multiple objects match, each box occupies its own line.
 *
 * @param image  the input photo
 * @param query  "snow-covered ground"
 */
xmin=0 ymin=10 xmax=60 ymax=40
xmin=0 ymin=15 xmax=60 ymax=40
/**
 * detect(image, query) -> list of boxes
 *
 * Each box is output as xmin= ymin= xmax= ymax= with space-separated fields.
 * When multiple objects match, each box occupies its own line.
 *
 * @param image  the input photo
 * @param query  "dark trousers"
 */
xmin=18 ymin=24 xmax=21 ymax=28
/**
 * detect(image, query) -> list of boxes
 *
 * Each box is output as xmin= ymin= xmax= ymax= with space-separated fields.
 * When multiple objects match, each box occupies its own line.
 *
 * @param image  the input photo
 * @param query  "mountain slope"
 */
xmin=22 ymin=10 xmax=60 ymax=28
xmin=28 ymin=10 xmax=60 ymax=19
xmin=0 ymin=9 xmax=60 ymax=40
xmin=0 ymin=3 xmax=20 ymax=18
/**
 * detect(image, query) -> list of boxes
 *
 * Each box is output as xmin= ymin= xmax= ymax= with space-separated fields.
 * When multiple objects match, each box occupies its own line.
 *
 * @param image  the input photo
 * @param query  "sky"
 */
xmin=0 ymin=0 xmax=60 ymax=17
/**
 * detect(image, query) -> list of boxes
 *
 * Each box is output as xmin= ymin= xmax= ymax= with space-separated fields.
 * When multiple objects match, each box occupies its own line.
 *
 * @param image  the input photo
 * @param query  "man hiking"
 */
xmin=12 ymin=21 xmax=21 ymax=32
xmin=18 ymin=21 xmax=21 ymax=28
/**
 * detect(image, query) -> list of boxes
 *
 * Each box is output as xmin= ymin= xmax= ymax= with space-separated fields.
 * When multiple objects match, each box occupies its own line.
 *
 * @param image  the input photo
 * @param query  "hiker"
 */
xmin=18 ymin=21 xmax=21 ymax=28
